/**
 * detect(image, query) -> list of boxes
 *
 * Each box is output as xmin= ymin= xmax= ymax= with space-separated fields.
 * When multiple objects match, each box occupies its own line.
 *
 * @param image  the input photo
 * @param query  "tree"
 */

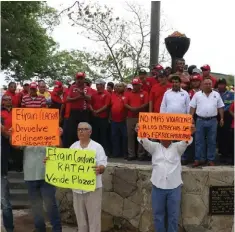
xmin=34 ymin=49 xmax=102 ymax=86
xmin=1 ymin=1 xmax=58 ymax=83
xmin=61 ymin=1 xmax=170 ymax=82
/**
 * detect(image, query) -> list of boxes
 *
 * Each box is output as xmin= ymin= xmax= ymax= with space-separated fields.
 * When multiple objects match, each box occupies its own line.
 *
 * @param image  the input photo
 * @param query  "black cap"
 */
xmin=217 ymin=78 xmax=227 ymax=85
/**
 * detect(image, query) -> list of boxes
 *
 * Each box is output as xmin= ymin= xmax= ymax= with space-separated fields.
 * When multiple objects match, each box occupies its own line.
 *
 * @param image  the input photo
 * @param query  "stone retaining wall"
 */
xmin=56 ymin=163 xmax=234 ymax=232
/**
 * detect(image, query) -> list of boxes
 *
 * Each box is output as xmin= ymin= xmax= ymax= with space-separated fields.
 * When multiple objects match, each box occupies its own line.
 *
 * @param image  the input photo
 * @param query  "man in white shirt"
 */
xmin=136 ymin=123 xmax=195 ymax=232
xmin=70 ymin=122 xmax=108 ymax=232
xmin=160 ymin=75 xmax=191 ymax=165
xmin=160 ymin=75 xmax=190 ymax=114
xmin=189 ymin=79 xmax=224 ymax=167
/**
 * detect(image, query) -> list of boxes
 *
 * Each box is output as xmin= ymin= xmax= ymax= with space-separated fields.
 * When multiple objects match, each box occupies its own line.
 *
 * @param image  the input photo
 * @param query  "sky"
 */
xmin=1 ymin=0 xmax=234 ymax=87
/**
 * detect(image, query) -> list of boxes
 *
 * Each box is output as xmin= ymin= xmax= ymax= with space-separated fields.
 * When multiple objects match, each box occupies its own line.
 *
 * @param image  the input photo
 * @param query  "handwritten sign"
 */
xmin=12 ymin=108 xmax=59 ymax=146
xmin=45 ymin=148 xmax=96 ymax=191
xmin=138 ymin=113 xmax=193 ymax=141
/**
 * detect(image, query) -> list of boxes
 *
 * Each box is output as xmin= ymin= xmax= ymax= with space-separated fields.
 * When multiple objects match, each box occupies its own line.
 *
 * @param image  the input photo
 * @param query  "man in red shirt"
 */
xmin=90 ymin=79 xmax=111 ymax=154
xmin=188 ymin=74 xmax=202 ymax=99
xmin=148 ymin=64 xmax=164 ymax=87
xmin=67 ymin=72 xmax=93 ymax=146
xmin=137 ymin=69 xmax=152 ymax=93
xmin=5 ymin=82 xmax=21 ymax=107
xmin=124 ymin=78 xmax=149 ymax=161
xmin=60 ymin=84 xmax=73 ymax=148
xmin=21 ymin=82 xmax=46 ymax=108
xmin=149 ymin=70 xmax=172 ymax=113
xmin=200 ymin=64 xmax=217 ymax=88
xmin=18 ymin=82 xmax=30 ymax=101
xmin=110 ymin=83 xmax=128 ymax=158
xmin=50 ymin=81 xmax=65 ymax=111
xmin=1 ymin=94 xmax=14 ymax=231
xmin=106 ymin=82 xmax=114 ymax=94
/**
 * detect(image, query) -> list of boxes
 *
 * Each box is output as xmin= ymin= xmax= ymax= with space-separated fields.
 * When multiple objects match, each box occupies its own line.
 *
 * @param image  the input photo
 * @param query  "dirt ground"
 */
xmin=1 ymin=210 xmax=77 ymax=232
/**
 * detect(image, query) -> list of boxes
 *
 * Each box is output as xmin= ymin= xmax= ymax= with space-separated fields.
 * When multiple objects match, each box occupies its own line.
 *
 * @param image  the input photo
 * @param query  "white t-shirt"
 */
xmin=189 ymin=90 xmax=224 ymax=117
xmin=70 ymin=139 xmax=108 ymax=194
xmin=160 ymin=88 xmax=190 ymax=114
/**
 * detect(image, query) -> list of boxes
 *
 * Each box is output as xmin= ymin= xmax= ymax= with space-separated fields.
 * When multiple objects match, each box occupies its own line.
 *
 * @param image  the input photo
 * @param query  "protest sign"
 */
xmin=45 ymin=148 xmax=96 ymax=191
xmin=12 ymin=108 xmax=59 ymax=146
xmin=138 ymin=113 xmax=193 ymax=141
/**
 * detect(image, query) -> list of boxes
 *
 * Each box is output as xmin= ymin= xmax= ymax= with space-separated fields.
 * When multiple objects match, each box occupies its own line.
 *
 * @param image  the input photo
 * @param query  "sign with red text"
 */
xmin=12 ymin=108 xmax=59 ymax=146
xmin=138 ymin=113 xmax=193 ymax=141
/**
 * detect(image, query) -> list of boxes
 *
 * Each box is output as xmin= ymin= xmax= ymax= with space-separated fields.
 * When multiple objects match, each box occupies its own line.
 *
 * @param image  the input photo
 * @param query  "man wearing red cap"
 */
xmin=50 ymin=81 xmax=65 ymax=112
xmin=67 ymin=72 xmax=94 ymax=146
xmin=148 ymin=64 xmax=164 ymax=87
xmin=21 ymin=82 xmax=47 ymax=108
xmin=200 ymin=64 xmax=217 ymax=88
xmin=189 ymin=74 xmax=202 ymax=99
xmin=124 ymin=78 xmax=149 ymax=161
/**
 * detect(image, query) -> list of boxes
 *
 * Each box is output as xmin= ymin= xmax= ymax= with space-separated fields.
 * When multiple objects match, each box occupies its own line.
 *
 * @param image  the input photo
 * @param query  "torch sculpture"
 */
xmin=165 ymin=31 xmax=190 ymax=73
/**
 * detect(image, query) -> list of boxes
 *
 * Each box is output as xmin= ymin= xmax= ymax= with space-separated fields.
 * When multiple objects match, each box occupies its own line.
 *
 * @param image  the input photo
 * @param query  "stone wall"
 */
xmin=56 ymin=163 xmax=234 ymax=232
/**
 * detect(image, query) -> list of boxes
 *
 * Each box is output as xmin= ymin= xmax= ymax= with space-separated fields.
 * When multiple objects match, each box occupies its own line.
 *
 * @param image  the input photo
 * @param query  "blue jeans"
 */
xmin=26 ymin=180 xmax=62 ymax=232
xmin=152 ymin=185 xmax=181 ymax=232
xmin=195 ymin=118 xmax=217 ymax=161
xmin=111 ymin=121 xmax=128 ymax=157
xmin=1 ymin=176 xmax=14 ymax=232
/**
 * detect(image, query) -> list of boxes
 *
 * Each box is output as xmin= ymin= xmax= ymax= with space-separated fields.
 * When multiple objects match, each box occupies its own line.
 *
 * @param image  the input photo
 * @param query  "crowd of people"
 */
xmin=1 ymin=58 xmax=234 ymax=168
xmin=1 ymin=58 xmax=234 ymax=232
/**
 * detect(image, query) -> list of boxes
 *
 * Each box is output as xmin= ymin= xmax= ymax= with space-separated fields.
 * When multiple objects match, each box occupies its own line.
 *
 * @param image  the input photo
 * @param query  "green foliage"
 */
xmin=1 ymin=1 xmax=58 ymax=83
xmin=35 ymin=50 xmax=102 ymax=86
xmin=64 ymin=1 xmax=152 ymax=81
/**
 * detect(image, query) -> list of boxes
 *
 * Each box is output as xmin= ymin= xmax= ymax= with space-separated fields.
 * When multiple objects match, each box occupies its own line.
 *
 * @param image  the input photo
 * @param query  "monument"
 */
xmin=165 ymin=31 xmax=190 ymax=73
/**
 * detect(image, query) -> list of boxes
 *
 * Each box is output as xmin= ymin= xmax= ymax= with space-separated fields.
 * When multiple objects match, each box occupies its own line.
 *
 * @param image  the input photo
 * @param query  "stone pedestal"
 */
xmin=56 ymin=163 xmax=234 ymax=232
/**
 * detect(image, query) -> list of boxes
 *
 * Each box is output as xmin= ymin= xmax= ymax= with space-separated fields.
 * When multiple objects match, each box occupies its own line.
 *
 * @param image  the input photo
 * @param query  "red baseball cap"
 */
xmin=153 ymin=64 xmax=164 ymax=70
xmin=201 ymin=64 xmax=211 ymax=71
xmin=29 ymin=82 xmax=37 ymax=89
xmin=131 ymin=78 xmax=142 ymax=85
xmin=75 ymin=72 xmax=86 ymax=79
xmin=191 ymin=74 xmax=202 ymax=81
xmin=54 ymin=81 xmax=63 ymax=92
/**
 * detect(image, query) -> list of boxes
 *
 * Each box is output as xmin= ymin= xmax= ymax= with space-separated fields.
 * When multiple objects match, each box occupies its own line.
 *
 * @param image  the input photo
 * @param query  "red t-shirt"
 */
xmin=149 ymin=83 xmax=172 ymax=113
xmin=51 ymin=91 xmax=64 ymax=104
xmin=91 ymin=90 xmax=111 ymax=118
xmin=188 ymin=89 xmax=199 ymax=100
xmin=1 ymin=108 xmax=12 ymax=130
xmin=62 ymin=92 xmax=71 ymax=119
xmin=230 ymin=102 xmax=234 ymax=128
xmin=147 ymin=76 xmax=159 ymax=88
xmin=124 ymin=90 xmax=149 ymax=118
xmin=68 ymin=85 xmax=93 ymax=110
xmin=111 ymin=93 xmax=126 ymax=122
xmin=137 ymin=77 xmax=153 ymax=93
xmin=4 ymin=90 xmax=21 ymax=107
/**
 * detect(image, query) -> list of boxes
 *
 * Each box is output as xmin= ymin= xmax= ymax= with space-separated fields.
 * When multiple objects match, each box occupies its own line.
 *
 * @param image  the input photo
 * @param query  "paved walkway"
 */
xmin=1 ymin=210 xmax=77 ymax=232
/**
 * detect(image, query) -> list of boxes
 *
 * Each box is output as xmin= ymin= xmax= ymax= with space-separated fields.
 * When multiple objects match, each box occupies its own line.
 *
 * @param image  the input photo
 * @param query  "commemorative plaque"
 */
xmin=209 ymin=186 xmax=234 ymax=215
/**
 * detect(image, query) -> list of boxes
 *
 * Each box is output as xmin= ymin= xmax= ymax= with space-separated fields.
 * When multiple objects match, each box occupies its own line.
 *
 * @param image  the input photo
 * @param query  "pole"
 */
xmin=150 ymin=1 xmax=160 ymax=69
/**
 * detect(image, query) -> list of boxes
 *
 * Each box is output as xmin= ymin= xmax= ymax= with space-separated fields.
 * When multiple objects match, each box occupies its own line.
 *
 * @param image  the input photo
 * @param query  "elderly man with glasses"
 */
xmin=70 ymin=122 xmax=108 ymax=232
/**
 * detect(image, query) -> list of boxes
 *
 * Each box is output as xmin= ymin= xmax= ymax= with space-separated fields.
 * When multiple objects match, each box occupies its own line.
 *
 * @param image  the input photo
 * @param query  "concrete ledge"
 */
xmin=56 ymin=163 xmax=234 ymax=232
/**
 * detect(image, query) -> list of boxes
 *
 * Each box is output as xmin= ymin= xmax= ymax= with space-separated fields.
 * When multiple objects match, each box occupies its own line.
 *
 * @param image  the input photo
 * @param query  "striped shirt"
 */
xmin=21 ymin=94 xmax=46 ymax=108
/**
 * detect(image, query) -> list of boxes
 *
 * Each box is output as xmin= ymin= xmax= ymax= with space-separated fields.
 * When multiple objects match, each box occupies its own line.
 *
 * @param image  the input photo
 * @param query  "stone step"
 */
xmin=9 ymin=178 xmax=27 ymax=190
xmin=10 ymin=189 xmax=29 ymax=202
xmin=8 ymin=171 xmax=24 ymax=179
xmin=11 ymin=200 xmax=31 ymax=209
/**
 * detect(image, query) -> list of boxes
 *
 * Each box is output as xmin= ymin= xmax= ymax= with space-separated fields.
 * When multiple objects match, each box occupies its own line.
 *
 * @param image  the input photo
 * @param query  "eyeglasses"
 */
xmin=77 ymin=128 xmax=90 ymax=132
